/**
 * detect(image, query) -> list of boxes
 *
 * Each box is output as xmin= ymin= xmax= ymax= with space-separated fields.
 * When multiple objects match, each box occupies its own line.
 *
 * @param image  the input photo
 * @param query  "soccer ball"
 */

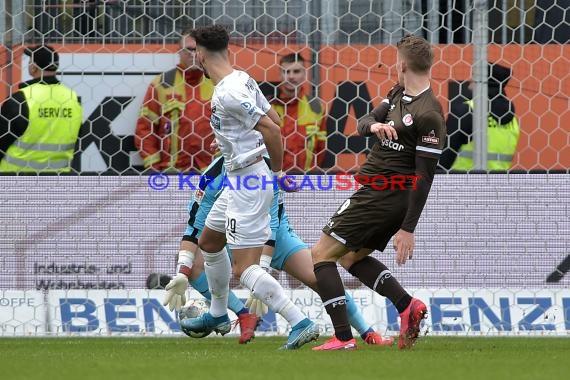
xmin=178 ymin=298 xmax=211 ymax=338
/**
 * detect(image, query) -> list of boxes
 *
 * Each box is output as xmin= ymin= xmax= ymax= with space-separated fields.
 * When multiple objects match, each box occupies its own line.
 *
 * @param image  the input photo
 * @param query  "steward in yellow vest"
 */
xmin=439 ymin=62 xmax=520 ymax=171
xmin=0 ymin=45 xmax=82 ymax=173
xmin=451 ymin=99 xmax=519 ymax=170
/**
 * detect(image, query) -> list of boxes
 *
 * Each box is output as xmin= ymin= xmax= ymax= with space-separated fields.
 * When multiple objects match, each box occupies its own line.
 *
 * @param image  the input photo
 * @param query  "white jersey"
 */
xmin=210 ymin=70 xmax=272 ymax=172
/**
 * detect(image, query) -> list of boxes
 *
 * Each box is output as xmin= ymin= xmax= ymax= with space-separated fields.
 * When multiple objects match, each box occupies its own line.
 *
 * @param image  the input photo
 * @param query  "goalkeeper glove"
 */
xmin=162 ymin=273 xmax=188 ymax=311
xmin=245 ymin=293 xmax=268 ymax=317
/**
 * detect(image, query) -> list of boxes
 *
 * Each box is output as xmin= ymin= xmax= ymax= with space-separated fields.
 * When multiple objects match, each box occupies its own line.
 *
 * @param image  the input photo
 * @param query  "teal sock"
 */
xmin=189 ymin=271 xmax=212 ymax=300
xmin=189 ymin=271 xmax=247 ymax=315
xmin=227 ymin=291 xmax=247 ymax=316
xmin=345 ymin=291 xmax=371 ymax=336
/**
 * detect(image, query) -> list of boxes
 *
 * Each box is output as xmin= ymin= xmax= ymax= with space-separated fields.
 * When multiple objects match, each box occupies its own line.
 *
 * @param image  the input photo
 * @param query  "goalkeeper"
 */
xmin=165 ymin=154 xmax=318 ymax=350
xmin=164 ymin=155 xmax=394 ymax=347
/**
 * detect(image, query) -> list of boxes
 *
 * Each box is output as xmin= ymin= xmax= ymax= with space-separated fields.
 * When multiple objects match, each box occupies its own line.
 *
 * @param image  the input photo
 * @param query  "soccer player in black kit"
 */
xmin=311 ymin=34 xmax=446 ymax=351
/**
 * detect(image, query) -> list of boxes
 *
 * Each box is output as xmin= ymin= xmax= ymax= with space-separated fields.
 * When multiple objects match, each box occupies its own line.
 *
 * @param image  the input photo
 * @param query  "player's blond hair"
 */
xmin=396 ymin=34 xmax=433 ymax=74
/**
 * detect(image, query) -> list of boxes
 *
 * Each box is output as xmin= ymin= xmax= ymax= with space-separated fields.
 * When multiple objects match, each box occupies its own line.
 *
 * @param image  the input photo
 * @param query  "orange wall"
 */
xmin=320 ymin=44 xmax=570 ymax=171
xmin=2 ymin=43 xmax=569 ymax=170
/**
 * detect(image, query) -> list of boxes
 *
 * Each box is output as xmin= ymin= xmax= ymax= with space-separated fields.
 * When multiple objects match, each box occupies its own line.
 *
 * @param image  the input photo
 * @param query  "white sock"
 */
xmin=202 ymin=248 xmax=231 ymax=318
xmin=241 ymin=265 xmax=305 ymax=327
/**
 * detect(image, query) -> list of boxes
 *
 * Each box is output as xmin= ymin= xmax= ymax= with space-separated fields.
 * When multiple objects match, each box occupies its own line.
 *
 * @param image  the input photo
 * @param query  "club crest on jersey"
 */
xmin=193 ymin=189 xmax=205 ymax=205
xmin=402 ymin=113 xmax=414 ymax=127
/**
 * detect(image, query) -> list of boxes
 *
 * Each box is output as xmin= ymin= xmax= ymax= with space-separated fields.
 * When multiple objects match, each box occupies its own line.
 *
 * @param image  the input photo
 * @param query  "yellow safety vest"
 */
xmin=139 ymin=68 xmax=214 ymax=169
xmin=451 ymin=100 xmax=520 ymax=171
xmin=0 ymin=83 xmax=82 ymax=173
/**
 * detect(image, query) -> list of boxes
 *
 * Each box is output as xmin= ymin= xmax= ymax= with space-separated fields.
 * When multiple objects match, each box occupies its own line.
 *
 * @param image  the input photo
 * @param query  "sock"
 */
xmin=234 ymin=307 xmax=249 ymax=316
xmin=348 ymin=256 xmax=411 ymax=314
xmin=313 ymin=262 xmax=352 ymax=341
xmin=189 ymin=271 xmax=212 ymax=300
xmin=361 ymin=328 xmax=374 ymax=340
xmin=202 ymin=247 xmax=231 ymax=318
xmin=345 ymin=291 xmax=370 ymax=336
xmin=228 ymin=294 xmax=247 ymax=316
xmin=241 ymin=264 xmax=305 ymax=327
xmin=190 ymin=271 xmax=247 ymax=315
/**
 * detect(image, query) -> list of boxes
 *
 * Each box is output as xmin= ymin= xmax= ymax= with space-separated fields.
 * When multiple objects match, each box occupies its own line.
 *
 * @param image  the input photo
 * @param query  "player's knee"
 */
xmin=339 ymin=250 xmax=371 ymax=271
xmin=311 ymin=233 xmax=347 ymax=264
xmin=311 ymin=244 xmax=332 ymax=264
xmin=198 ymin=228 xmax=226 ymax=253
xmin=201 ymin=247 xmax=228 ymax=264
xmin=338 ymin=255 xmax=358 ymax=270
xmin=199 ymin=241 xmax=222 ymax=253
xmin=233 ymin=263 xmax=248 ymax=278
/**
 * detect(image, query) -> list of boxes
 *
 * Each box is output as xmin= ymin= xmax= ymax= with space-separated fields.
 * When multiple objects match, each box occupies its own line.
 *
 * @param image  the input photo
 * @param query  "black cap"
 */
xmin=489 ymin=62 xmax=511 ymax=88
xmin=24 ymin=45 xmax=59 ymax=71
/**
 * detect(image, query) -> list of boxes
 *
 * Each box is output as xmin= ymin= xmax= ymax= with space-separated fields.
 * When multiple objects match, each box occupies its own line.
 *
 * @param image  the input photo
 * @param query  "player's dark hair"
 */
xmin=396 ymin=34 xmax=433 ymax=74
xmin=190 ymin=25 xmax=230 ymax=52
xmin=280 ymin=53 xmax=305 ymax=66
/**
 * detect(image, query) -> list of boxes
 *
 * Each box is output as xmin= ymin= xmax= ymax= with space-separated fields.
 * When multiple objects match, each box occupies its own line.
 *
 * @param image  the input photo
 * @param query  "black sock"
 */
xmin=348 ymin=256 xmax=411 ymax=313
xmin=314 ymin=262 xmax=353 ymax=341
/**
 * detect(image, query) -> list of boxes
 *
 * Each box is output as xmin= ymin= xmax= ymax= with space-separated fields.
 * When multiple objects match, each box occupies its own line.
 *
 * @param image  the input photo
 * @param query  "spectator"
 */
xmin=0 ymin=45 xmax=83 ymax=173
xmin=135 ymin=29 xmax=214 ymax=173
xmin=271 ymin=53 xmax=326 ymax=173
xmin=439 ymin=62 xmax=520 ymax=171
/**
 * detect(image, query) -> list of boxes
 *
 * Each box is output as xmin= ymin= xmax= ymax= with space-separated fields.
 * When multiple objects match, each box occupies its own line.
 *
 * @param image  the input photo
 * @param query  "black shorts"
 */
xmin=322 ymin=185 xmax=407 ymax=252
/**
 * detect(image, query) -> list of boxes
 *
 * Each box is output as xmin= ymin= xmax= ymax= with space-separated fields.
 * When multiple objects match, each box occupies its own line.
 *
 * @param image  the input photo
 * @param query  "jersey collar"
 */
xmin=402 ymin=85 xmax=431 ymax=103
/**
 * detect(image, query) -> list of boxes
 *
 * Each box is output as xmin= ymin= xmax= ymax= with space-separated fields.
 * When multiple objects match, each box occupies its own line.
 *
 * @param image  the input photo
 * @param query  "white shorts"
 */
xmin=205 ymin=160 xmax=273 ymax=249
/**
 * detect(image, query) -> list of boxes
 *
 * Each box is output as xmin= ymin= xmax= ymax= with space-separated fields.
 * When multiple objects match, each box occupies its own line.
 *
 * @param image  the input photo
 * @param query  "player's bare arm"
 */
xmin=254 ymin=115 xmax=283 ymax=173
xmin=255 ymin=115 xmax=298 ymax=192
xmin=266 ymin=107 xmax=281 ymax=127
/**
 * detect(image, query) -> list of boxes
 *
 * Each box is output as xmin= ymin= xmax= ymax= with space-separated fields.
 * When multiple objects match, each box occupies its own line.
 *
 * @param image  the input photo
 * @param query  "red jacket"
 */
xmin=271 ymin=88 xmax=326 ymax=173
xmin=135 ymin=66 xmax=214 ymax=172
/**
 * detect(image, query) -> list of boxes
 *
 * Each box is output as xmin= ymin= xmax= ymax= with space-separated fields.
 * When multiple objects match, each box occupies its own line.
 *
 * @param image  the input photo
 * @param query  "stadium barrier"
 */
xmin=2 ymin=288 xmax=569 ymax=337
xmin=1 ymin=174 xmax=568 ymax=336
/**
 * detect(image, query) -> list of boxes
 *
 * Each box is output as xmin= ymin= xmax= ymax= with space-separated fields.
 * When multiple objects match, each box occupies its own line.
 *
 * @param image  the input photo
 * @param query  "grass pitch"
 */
xmin=1 ymin=336 xmax=568 ymax=380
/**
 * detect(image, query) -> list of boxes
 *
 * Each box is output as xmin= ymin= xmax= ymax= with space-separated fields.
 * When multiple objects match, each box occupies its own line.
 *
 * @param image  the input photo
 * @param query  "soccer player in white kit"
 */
xmin=166 ymin=25 xmax=319 ymax=349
